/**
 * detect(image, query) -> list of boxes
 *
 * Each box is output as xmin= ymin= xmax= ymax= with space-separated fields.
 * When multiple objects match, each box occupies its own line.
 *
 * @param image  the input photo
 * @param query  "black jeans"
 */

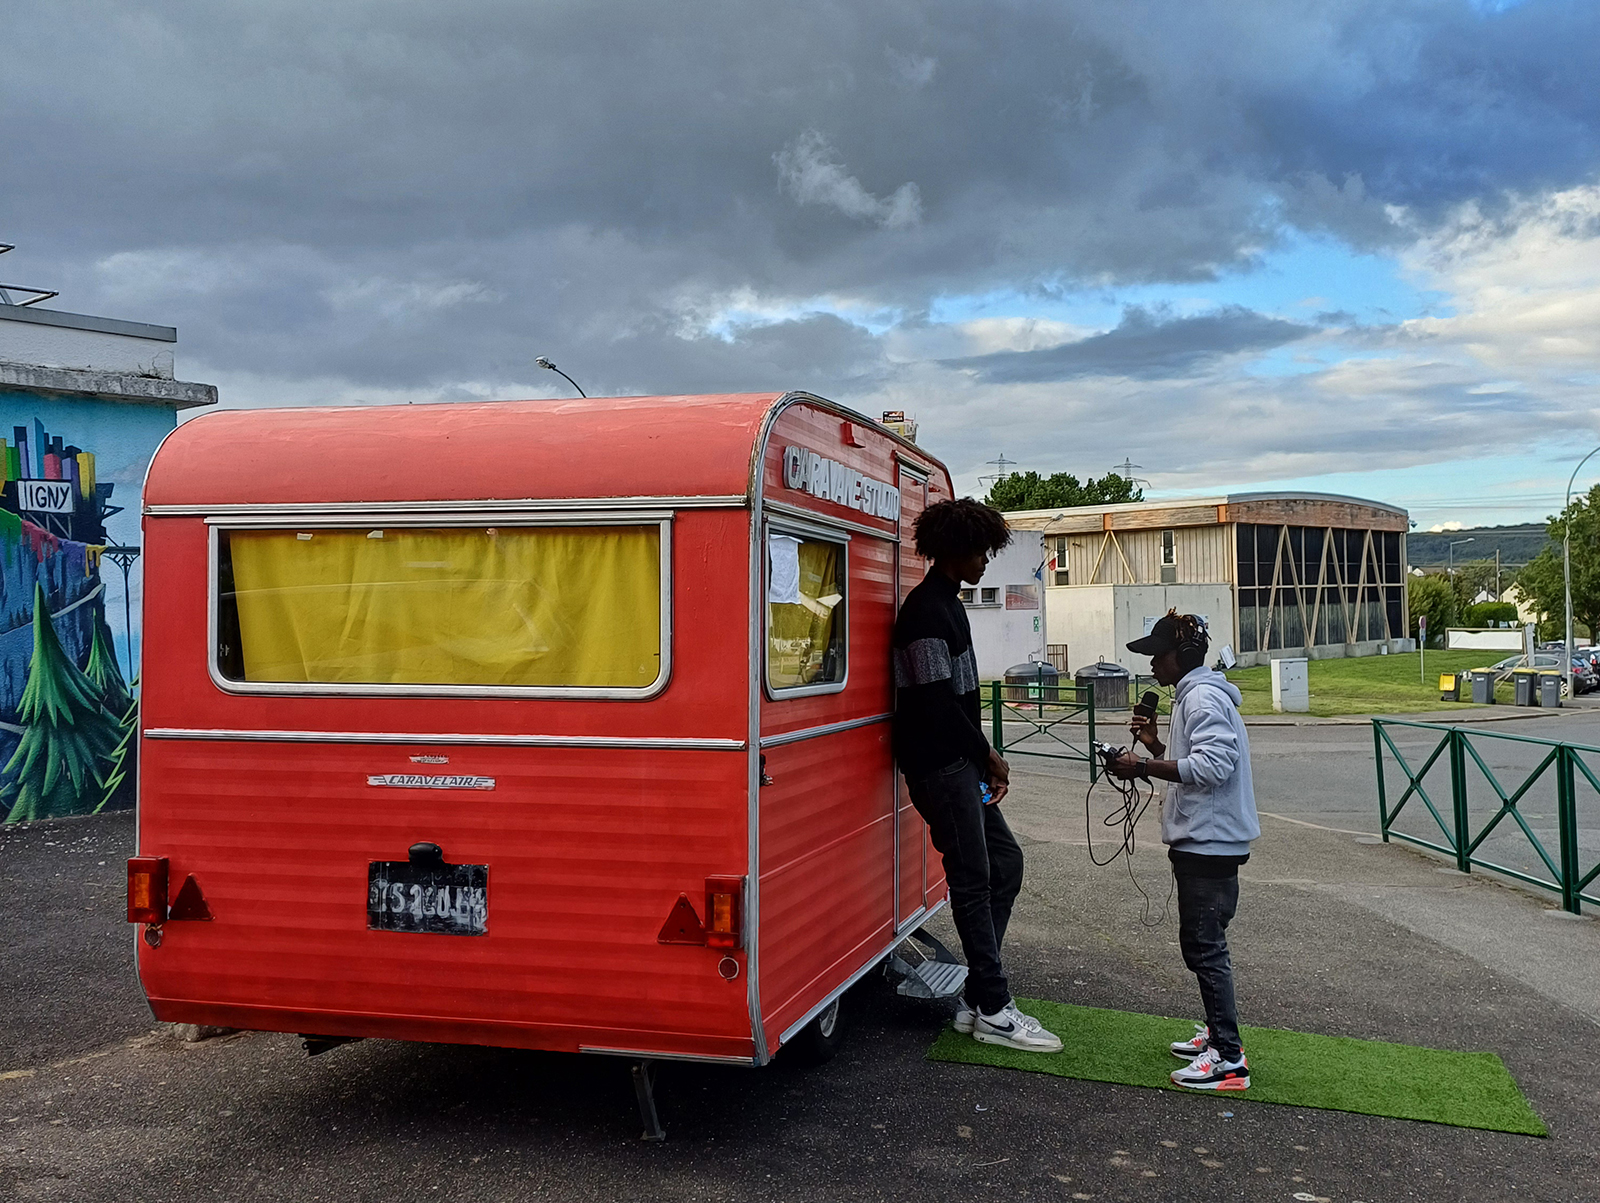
xmin=906 ymin=757 xmax=1024 ymax=1015
xmin=1174 ymin=867 xmax=1243 ymax=1061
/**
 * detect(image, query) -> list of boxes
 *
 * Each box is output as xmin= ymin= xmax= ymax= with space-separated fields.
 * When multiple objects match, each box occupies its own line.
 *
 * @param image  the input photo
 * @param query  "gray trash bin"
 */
xmin=1470 ymin=670 xmax=1496 ymax=705
xmin=1002 ymin=661 xmax=1060 ymax=703
xmin=1540 ymin=672 xmax=1563 ymax=708
xmin=1075 ymin=660 xmax=1131 ymax=711
xmin=1513 ymin=669 xmax=1538 ymax=707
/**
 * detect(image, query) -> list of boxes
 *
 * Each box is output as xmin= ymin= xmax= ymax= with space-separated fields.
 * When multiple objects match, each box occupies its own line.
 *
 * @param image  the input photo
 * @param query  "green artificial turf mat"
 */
xmin=927 ymin=998 xmax=1546 ymax=1136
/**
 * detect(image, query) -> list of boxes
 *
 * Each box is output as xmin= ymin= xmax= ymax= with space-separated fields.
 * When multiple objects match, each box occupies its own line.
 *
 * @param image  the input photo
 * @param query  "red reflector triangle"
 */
xmin=168 ymin=874 xmax=212 ymax=921
xmin=657 ymin=893 xmax=705 ymax=945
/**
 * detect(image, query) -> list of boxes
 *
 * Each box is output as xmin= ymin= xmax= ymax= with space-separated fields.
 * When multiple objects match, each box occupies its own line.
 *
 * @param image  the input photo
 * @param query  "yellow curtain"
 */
xmin=228 ymin=526 xmax=661 ymax=688
xmin=767 ymin=539 xmax=844 ymax=688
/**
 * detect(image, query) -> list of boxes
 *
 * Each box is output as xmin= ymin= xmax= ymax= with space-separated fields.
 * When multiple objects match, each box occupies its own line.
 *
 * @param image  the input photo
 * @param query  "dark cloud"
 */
xmin=947 ymin=306 xmax=1318 ymax=383
xmin=2 ymin=1 xmax=1598 ymax=493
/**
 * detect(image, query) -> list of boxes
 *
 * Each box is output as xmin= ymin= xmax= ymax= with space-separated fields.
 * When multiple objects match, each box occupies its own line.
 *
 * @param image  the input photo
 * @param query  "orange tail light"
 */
xmin=704 ymin=875 xmax=745 ymax=950
xmin=127 ymin=857 xmax=169 ymax=925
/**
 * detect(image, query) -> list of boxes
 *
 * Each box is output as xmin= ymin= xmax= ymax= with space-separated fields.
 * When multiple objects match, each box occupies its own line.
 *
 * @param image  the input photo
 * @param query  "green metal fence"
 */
xmin=981 ymin=679 xmax=1098 ymax=781
xmin=1373 ymin=718 xmax=1600 ymax=913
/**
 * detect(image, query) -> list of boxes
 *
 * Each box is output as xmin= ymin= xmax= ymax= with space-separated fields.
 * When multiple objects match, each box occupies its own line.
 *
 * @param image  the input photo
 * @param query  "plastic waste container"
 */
xmin=1470 ymin=670 xmax=1496 ymax=705
xmin=1002 ymin=661 xmax=1060 ymax=703
xmin=1513 ymin=669 xmax=1539 ymax=707
xmin=1075 ymin=660 xmax=1131 ymax=711
xmin=1439 ymin=673 xmax=1462 ymax=702
xmin=1540 ymin=671 xmax=1563 ymax=708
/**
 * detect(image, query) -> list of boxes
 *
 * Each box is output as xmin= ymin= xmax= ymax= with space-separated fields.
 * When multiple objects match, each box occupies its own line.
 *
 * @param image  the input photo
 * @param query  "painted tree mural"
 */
xmin=85 ymin=610 xmax=137 ymax=813
xmin=2 ymin=583 xmax=121 ymax=823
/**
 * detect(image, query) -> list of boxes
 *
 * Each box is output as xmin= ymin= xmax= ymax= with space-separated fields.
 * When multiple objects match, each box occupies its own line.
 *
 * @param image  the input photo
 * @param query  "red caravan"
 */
xmin=132 ymin=391 xmax=952 ymax=1073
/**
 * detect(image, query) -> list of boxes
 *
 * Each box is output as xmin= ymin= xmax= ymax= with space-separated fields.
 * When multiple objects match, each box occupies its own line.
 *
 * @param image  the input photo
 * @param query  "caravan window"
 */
xmin=214 ymin=524 xmax=666 ymax=696
xmin=766 ymin=530 xmax=847 ymax=694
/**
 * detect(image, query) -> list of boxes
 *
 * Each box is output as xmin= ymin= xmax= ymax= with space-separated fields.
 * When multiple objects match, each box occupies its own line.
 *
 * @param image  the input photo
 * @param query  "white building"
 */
xmin=959 ymin=531 xmax=1051 ymax=679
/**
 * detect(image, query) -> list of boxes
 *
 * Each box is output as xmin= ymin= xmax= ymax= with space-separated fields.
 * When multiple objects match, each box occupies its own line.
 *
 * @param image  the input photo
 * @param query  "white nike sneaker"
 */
xmin=953 ymin=1000 xmax=977 ymax=1035
xmin=974 ymin=1002 xmax=1064 ymax=1053
xmin=1170 ymin=1023 xmax=1210 ymax=1059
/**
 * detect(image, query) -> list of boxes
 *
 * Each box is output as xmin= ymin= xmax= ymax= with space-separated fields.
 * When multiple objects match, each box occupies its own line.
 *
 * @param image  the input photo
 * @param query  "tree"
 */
xmin=1464 ymin=601 xmax=1518 ymax=627
xmin=1407 ymin=574 xmax=1458 ymax=648
xmin=1515 ymin=485 xmax=1600 ymax=642
xmin=83 ymin=610 xmax=138 ymax=813
xmin=83 ymin=610 xmax=132 ymax=718
xmin=2 ymin=584 xmax=122 ymax=823
xmin=1448 ymin=557 xmax=1502 ymax=609
xmin=984 ymin=470 xmax=1143 ymax=511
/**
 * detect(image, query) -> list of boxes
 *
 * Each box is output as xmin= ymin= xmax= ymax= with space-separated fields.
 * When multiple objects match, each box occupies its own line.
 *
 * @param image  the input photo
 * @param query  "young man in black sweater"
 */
xmin=892 ymin=499 xmax=1062 ymax=1053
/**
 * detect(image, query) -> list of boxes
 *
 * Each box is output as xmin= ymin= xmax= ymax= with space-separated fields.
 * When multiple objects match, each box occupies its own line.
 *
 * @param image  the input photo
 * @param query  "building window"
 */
xmin=980 ymin=586 xmax=999 ymax=605
xmin=216 ymin=524 xmax=665 ymax=694
xmin=767 ymin=530 xmax=847 ymax=693
xmin=1053 ymin=535 xmax=1069 ymax=586
xmin=1161 ymin=529 xmax=1176 ymax=567
xmin=957 ymin=587 xmax=976 ymax=604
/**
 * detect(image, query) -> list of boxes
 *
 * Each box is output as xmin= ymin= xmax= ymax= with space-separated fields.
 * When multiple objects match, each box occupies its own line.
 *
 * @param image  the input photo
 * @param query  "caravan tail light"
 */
xmin=127 ymin=857 xmax=169 ymax=925
xmin=704 ymin=875 xmax=745 ymax=950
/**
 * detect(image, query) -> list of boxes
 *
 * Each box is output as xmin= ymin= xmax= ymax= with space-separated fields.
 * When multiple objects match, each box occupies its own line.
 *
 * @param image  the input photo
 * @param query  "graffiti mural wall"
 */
xmin=0 ymin=391 xmax=176 ymax=822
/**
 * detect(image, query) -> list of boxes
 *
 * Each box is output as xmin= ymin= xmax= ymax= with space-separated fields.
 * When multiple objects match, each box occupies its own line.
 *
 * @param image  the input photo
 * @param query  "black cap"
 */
xmin=1126 ymin=613 xmax=1181 ymax=657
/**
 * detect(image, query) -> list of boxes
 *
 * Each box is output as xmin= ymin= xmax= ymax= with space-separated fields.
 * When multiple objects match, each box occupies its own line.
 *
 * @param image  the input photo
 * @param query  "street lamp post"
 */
xmin=1563 ymin=446 xmax=1600 ymax=693
xmin=535 ymin=356 xmax=587 ymax=398
xmin=1448 ymin=537 xmax=1475 ymax=578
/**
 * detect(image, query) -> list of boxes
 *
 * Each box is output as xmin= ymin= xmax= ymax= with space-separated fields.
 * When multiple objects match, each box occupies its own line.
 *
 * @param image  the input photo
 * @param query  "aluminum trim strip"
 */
xmin=759 ymin=713 xmax=892 ymax=749
xmin=143 ymin=728 xmax=747 ymax=750
xmin=578 ymin=1046 xmax=757 ymax=1066
xmin=763 ymin=498 xmax=898 ymax=544
xmin=147 ymin=495 xmax=748 ymax=518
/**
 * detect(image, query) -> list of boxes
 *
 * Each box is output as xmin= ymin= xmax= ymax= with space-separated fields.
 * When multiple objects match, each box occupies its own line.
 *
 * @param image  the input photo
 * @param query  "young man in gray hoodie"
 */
xmin=1109 ymin=611 xmax=1260 ymax=1091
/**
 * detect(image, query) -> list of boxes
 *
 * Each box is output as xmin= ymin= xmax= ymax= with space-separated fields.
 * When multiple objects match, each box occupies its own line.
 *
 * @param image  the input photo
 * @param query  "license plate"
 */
xmin=367 ymin=858 xmax=488 ymax=936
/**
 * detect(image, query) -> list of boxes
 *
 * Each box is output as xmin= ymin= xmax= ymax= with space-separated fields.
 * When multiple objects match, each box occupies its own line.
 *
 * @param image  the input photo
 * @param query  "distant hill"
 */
xmin=1408 ymin=524 xmax=1551 ymax=570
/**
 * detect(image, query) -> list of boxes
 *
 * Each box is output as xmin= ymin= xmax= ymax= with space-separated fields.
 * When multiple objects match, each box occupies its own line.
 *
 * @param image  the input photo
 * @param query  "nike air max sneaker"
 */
xmin=974 ymin=1003 xmax=1064 ymax=1053
xmin=1170 ymin=1023 xmax=1210 ymax=1059
xmin=1169 ymin=1046 xmax=1249 ymax=1090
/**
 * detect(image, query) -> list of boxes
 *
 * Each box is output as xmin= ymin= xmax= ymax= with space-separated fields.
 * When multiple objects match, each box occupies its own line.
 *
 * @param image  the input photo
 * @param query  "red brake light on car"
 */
xmin=128 ymin=857 xmax=169 ymax=925
xmin=704 ymin=875 xmax=745 ymax=950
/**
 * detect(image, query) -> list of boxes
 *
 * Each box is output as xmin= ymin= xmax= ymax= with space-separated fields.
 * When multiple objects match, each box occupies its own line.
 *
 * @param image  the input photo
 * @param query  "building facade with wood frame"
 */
xmin=1004 ymin=493 xmax=1412 ymax=671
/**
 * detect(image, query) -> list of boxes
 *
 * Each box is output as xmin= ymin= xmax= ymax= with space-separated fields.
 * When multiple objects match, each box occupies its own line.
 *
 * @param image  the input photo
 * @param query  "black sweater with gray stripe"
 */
xmin=891 ymin=570 xmax=992 ymax=780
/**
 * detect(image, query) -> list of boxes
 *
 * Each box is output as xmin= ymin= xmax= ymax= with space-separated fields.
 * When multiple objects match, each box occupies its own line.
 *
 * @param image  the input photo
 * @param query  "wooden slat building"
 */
xmin=1004 ymin=493 xmax=1411 ymax=670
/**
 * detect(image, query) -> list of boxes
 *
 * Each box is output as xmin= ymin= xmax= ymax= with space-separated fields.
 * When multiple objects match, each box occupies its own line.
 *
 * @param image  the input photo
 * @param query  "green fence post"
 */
xmin=1373 ymin=720 xmax=1389 ymax=841
xmin=1557 ymin=743 xmax=1581 ymax=914
xmin=1087 ymin=683 xmax=1097 ymax=783
xmin=990 ymin=679 xmax=1004 ymax=753
xmin=1450 ymin=728 xmax=1471 ymax=872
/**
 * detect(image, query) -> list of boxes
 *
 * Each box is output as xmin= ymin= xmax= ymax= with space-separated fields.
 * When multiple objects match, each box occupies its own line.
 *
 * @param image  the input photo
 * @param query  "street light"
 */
xmin=535 ymin=356 xmax=587 ymax=398
xmin=1563 ymin=445 xmax=1600 ymax=692
xmin=1448 ymin=537 xmax=1474 ymax=577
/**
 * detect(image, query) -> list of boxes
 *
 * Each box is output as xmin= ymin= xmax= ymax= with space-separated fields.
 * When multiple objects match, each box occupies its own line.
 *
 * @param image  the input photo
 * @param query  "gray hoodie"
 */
xmin=1161 ymin=667 xmax=1260 ymax=857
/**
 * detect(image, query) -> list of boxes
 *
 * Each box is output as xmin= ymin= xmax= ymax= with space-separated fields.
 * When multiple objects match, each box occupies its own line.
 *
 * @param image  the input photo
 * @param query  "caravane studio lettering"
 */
xmin=782 ymin=446 xmax=901 ymax=520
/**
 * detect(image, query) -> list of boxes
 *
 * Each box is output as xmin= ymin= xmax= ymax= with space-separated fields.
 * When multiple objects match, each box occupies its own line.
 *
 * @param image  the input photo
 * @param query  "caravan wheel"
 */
xmin=787 ymin=996 xmax=847 ymax=1065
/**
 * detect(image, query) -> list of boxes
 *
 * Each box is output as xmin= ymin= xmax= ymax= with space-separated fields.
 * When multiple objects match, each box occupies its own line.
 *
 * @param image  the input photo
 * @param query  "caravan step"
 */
xmin=887 ymin=954 xmax=968 ymax=1000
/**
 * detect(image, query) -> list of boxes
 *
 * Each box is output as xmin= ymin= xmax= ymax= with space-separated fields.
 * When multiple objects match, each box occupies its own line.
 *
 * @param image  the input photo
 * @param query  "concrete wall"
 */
xmin=0 ymin=308 xmax=175 ymax=379
xmin=965 ymin=533 xmax=1046 ymax=678
xmin=1044 ymin=582 xmax=1236 ymax=673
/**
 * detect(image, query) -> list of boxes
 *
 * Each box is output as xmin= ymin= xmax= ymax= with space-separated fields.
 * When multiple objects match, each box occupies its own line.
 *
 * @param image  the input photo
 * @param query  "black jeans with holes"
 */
xmin=906 ymin=757 xmax=1024 ymax=1015
xmin=1173 ymin=864 xmax=1243 ymax=1061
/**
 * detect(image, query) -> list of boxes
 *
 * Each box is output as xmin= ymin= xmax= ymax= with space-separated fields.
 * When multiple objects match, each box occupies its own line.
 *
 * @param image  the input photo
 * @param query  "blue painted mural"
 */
xmin=0 ymin=391 xmax=175 ymax=822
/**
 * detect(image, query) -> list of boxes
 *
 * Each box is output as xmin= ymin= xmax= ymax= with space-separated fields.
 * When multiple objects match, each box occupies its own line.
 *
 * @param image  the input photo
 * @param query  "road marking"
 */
xmin=1258 ymin=810 xmax=1377 ymax=838
xmin=0 ymin=1069 xmax=35 ymax=1081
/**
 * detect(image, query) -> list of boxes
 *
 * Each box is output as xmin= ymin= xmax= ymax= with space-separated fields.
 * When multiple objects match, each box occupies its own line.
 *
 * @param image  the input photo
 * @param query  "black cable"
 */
xmin=1085 ymin=765 xmax=1174 ymax=927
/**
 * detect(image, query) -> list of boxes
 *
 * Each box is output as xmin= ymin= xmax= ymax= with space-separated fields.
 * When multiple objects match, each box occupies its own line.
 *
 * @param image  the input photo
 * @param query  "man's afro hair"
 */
xmin=913 ymin=498 xmax=1012 ymax=561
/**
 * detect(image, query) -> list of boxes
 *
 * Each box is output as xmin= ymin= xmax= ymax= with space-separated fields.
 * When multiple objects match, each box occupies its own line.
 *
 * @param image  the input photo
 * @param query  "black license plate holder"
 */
xmin=368 ymin=856 xmax=488 ymax=936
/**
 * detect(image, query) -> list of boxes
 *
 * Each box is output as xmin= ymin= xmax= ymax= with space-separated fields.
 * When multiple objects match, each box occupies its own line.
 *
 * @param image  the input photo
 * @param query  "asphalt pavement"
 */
xmin=4 ymin=717 xmax=1600 ymax=1202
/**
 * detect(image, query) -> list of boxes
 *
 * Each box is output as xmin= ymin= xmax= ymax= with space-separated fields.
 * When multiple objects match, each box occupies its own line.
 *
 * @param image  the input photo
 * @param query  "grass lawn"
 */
xmin=1225 ymin=649 xmax=1515 ymax=717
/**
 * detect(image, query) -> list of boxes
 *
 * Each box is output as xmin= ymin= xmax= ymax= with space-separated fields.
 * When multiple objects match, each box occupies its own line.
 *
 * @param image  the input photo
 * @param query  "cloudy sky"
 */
xmin=7 ymin=0 xmax=1600 ymax=527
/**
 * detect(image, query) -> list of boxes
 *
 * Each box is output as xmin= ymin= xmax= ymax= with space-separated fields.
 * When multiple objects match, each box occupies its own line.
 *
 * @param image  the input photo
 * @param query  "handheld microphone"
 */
xmin=1133 ymin=690 xmax=1159 ymax=719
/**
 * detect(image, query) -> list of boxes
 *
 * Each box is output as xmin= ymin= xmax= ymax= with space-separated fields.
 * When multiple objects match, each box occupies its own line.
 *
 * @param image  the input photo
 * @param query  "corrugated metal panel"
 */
xmin=137 ymin=739 xmax=755 ymax=1058
xmin=757 ymin=722 xmax=895 ymax=1046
